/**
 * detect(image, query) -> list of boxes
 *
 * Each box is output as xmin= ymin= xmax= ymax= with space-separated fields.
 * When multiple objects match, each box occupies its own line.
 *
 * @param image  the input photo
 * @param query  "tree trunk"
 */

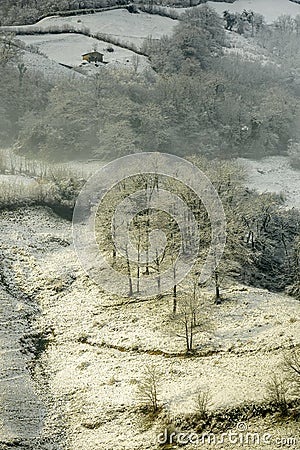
xmin=173 ymin=284 xmax=177 ymax=314
xmin=137 ymin=233 xmax=141 ymax=293
xmin=192 ymin=310 xmax=196 ymax=327
xmin=185 ymin=321 xmax=190 ymax=352
xmin=125 ymin=245 xmax=133 ymax=296
xmin=215 ymin=271 xmax=221 ymax=304
xmin=189 ymin=319 xmax=193 ymax=352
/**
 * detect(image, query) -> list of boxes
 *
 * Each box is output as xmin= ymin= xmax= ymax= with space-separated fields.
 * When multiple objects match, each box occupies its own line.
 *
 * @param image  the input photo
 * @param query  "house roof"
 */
xmin=82 ymin=51 xmax=104 ymax=57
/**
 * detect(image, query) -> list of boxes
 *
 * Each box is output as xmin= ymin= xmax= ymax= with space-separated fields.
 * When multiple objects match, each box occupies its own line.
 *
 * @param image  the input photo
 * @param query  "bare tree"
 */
xmin=137 ymin=364 xmax=161 ymax=413
xmin=131 ymin=54 xmax=141 ymax=74
xmin=175 ymin=289 xmax=201 ymax=353
xmin=125 ymin=243 xmax=133 ymax=297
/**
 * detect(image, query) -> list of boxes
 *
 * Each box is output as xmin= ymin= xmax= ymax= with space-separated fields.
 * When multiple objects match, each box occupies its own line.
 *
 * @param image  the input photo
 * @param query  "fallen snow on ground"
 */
xmin=20 ymin=48 xmax=83 ymax=80
xmin=0 ymin=147 xmax=105 ymax=180
xmin=166 ymin=0 xmax=300 ymax=23
xmin=18 ymin=33 xmax=149 ymax=72
xmin=208 ymin=0 xmax=300 ymax=23
xmin=17 ymin=51 xmax=84 ymax=82
xmin=237 ymin=156 xmax=300 ymax=209
xmin=0 ymin=287 xmax=45 ymax=444
xmin=0 ymin=206 xmax=299 ymax=449
xmin=9 ymin=9 xmax=178 ymax=49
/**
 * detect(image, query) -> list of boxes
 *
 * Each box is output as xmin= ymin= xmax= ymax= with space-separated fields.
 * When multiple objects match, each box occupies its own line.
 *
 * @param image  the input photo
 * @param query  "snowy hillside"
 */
xmin=6 ymin=8 xmax=177 ymax=74
xmin=20 ymin=47 xmax=84 ymax=80
xmin=18 ymin=33 xmax=150 ymax=72
xmin=0 ymin=206 xmax=299 ymax=449
xmin=208 ymin=0 xmax=300 ymax=22
xmin=10 ymin=0 xmax=300 ymax=77
xmin=10 ymin=9 xmax=178 ymax=49
xmin=238 ymin=156 xmax=300 ymax=209
xmin=1 ymin=3 xmax=300 ymax=449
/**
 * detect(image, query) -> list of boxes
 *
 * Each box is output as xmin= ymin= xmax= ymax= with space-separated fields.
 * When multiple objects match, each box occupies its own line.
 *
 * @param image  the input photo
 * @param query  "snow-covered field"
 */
xmin=0 ymin=206 xmax=299 ymax=449
xmin=10 ymin=9 xmax=178 ymax=49
xmin=20 ymin=47 xmax=84 ymax=80
xmin=3 ymin=8 xmax=178 ymax=76
xmin=208 ymin=0 xmax=300 ymax=22
xmin=11 ymin=0 xmax=300 ymax=78
xmin=238 ymin=156 xmax=300 ymax=209
xmin=18 ymin=33 xmax=149 ymax=71
xmin=0 ymin=147 xmax=104 ymax=180
xmin=164 ymin=0 xmax=300 ymax=23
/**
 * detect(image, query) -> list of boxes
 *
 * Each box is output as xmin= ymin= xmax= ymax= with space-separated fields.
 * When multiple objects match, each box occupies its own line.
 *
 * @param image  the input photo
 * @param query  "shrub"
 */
xmin=194 ymin=388 xmax=211 ymax=419
xmin=265 ymin=374 xmax=289 ymax=416
xmin=137 ymin=363 xmax=162 ymax=413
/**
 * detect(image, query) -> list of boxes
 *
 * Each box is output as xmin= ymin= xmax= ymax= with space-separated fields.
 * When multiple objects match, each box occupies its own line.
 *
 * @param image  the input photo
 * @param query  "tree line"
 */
xmin=0 ymin=0 xmax=129 ymax=26
xmin=0 ymin=0 xmax=213 ymax=26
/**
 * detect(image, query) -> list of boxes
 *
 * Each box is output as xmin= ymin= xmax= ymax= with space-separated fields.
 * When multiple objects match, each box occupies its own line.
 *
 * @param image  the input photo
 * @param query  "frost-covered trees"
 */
xmin=174 ymin=283 xmax=209 ymax=352
xmin=0 ymin=32 xmax=50 ymax=145
xmin=0 ymin=0 xmax=129 ymax=26
xmin=0 ymin=32 xmax=20 ymax=66
xmin=223 ymin=10 xmax=265 ymax=36
xmin=143 ymin=5 xmax=225 ymax=74
xmin=94 ymin=155 xmax=300 ymax=304
xmin=17 ymin=72 xmax=138 ymax=159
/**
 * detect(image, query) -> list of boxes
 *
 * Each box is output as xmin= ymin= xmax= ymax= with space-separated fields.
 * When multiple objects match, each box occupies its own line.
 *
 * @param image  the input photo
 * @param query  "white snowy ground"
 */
xmin=208 ymin=0 xmax=300 ymax=22
xmin=3 ymin=8 xmax=177 ymax=76
xmin=11 ymin=0 xmax=299 ymax=78
xmin=237 ymin=156 xmax=300 ymax=209
xmin=20 ymin=47 xmax=84 ymax=80
xmin=9 ymin=9 xmax=178 ymax=49
xmin=164 ymin=0 xmax=300 ymax=23
xmin=0 ymin=206 xmax=299 ymax=449
xmin=18 ymin=33 xmax=149 ymax=72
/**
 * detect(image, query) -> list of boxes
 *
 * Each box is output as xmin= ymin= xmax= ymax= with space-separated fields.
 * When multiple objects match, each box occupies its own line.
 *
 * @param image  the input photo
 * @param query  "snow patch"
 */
xmin=18 ymin=33 xmax=149 ymax=72
xmin=208 ymin=0 xmax=300 ymax=23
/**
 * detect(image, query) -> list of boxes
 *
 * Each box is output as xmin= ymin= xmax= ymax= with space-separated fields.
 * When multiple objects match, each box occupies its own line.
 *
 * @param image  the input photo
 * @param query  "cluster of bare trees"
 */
xmin=94 ymin=158 xmax=300 ymax=352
